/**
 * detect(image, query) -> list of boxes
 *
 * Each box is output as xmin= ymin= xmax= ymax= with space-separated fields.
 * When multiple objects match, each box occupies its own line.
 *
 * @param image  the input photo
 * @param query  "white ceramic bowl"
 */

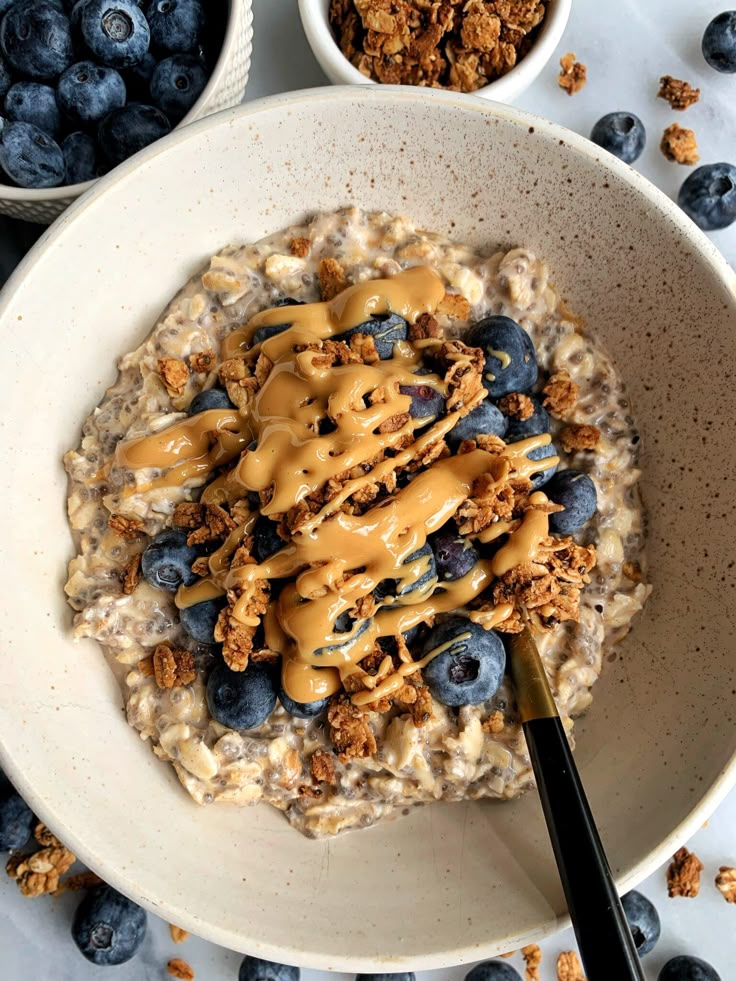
xmin=0 ymin=0 xmax=253 ymax=224
xmin=1 ymin=87 xmax=735 ymax=973
xmin=298 ymin=0 xmax=571 ymax=102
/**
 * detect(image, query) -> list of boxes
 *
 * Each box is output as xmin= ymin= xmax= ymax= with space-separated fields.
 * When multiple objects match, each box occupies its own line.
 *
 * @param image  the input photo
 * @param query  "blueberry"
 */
xmin=146 ymin=0 xmax=205 ymax=55
xmin=238 ymin=955 xmax=299 ymax=981
xmin=398 ymin=381 xmax=446 ymax=421
xmin=0 ymin=774 xmax=34 ymax=851
xmin=0 ymin=1 xmax=74 ymax=81
xmin=546 ymin=469 xmax=597 ymax=534
xmin=97 ymin=101 xmax=170 ymax=167
xmin=465 ymin=964 xmax=522 ymax=981
xmin=207 ymin=661 xmax=277 ymax=730
xmin=431 ymin=528 xmax=478 ymax=581
xmin=702 ymin=11 xmax=736 ymax=72
xmin=57 ymin=59 xmax=126 ymax=123
xmin=378 ymin=622 xmax=424 ymax=656
xmin=336 ymin=312 xmax=408 ymax=359
xmin=527 ymin=442 xmax=558 ymax=490
xmin=315 ymin=615 xmax=371 ymax=656
xmin=278 ymin=689 xmax=328 ymax=719
xmin=70 ymin=0 xmax=89 ymax=34
xmin=357 ymin=975 xmax=417 ymax=981
xmin=658 ymin=956 xmax=721 ymax=981
xmin=251 ymin=299 xmax=305 ymax=346
xmin=62 ymin=130 xmax=98 ymax=182
xmin=504 ymin=395 xmax=550 ymax=442
xmin=81 ymin=0 xmax=150 ymax=68
xmin=187 ymin=387 xmax=234 ymax=415
xmin=71 ymin=885 xmax=146 ymax=966
xmin=252 ymin=515 xmax=284 ymax=564
xmin=398 ymin=542 xmax=437 ymax=597
xmin=678 ymin=162 xmax=736 ymax=231
xmin=141 ymin=528 xmax=200 ymax=591
xmin=4 ymin=82 xmax=62 ymax=137
xmin=0 ymin=120 xmax=65 ymax=187
xmin=0 ymin=56 xmax=12 ymax=102
xmin=124 ymin=49 xmax=156 ymax=97
xmin=422 ymin=616 xmax=505 ymax=706
xmin=149 ymin=52 xmax=205 ymax=120
xmin=466 ymin=316 xmax=537 ymax=398
xmin=179 ymin=597 xmax=224 ymax=644
xmin=621 ymin=890 xmax=661 ymax=958
xmin=0 ymin=1 xmax=16 ymax=17
xmin=591 ymin=112 xmax=646 ymax=164
xmin=446 ymin=400 xmax=508 ymax=450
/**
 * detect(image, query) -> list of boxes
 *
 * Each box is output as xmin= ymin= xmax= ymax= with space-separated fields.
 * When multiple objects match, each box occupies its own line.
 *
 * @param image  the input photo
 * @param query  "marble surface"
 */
xmin=1 ymin=1 xmax=735 ymax=979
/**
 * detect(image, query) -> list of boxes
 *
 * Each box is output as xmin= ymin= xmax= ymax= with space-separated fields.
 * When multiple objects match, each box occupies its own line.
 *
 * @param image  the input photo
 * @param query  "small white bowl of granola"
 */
xmin=0 ymin=87 xmax=735 ymax=973
xmin=299 ymin=0 xmax=572 ymax=101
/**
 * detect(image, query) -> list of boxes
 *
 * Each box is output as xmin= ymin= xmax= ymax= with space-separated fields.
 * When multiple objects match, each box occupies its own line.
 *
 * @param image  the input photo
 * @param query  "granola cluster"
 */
xmin=328 ymin=0 xmax=546 ymax=93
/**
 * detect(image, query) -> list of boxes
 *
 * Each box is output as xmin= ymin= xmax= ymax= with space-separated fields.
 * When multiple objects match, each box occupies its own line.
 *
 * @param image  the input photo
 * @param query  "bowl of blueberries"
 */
xmin=0 ymin=0 xmax=253 ymax=223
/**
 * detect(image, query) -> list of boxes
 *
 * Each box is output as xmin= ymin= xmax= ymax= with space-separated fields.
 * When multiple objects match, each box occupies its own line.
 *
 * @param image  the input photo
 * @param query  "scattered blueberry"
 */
xmin=702 ymin=11 xmax=736 ymax=72
xmin=357 ymin=975 xmax=417 ymax=981
xmin=546 ymin=470 xmax=597 ymax=534
xmin=422 ymin=616 xmax=506 ymax=706
xmin=62 ymin=130 xmax=98 ymax=182
xmin=621 ymin=890 xmax=661 ymax=958
xmin=398 ymin=380 xmax=446 ymax=421
xmin=57 ymin=60 xmax=126 ymax=123
xmin=207 ymin=661 xmax=277 ymax=730
xmin=0 ymin=1 xmax=74 ymax=81
xmin=0 ymin=56 xmax=12 ymax=101
xmin=336 ymin=312 xmax=408 ymax=359
xmin=279 ymin=689 xmax=328 ymax=719
xmin=0 ymin=773 xmax=34 ymax=851
xmin=238 ymin=955 xmax=299 ymax=981
xmin=252 ymin=515 xmax=285 ymax=564
xmin=0 ymin=119 xmax=65 ymax=187
xmin=97 ymin=101 xmax=170 ymax=167
xmin=431 ymin=528 xmax=478 ymax=581
xmin=678 ymin=162 xmax=736 ymax=231
xmin=446 ymin=400 xmax=508 ymax=450
xmin=465 ymin=963 xmax=522 ymax=981
xmin=179 ymin=597 xmax=224 ymax=644
xmin=146 ymin=0 xmax=205 ymax=55
xmin=504 ymin=395 xmax=550 ymax=443
xmin=398 ymin=542 xmax=437 ymax=597
xmin=464 ymin=963 xmax=522 ymax=981
xmin=141 ymin=528 xmax=200 ymax=591
xmin=123 ymin=49 xmax=157 ymax=98
xmin=466 ymin=316 xmax=538 ymax=397
xmin=72 ymin=885 xmax=146 ymax=966
xmin=527 ymin=441 xmax=558 ymax=490
xmin=658 ymin=956 xmax=721 ymax=981
xmin=187 ymin=387 xmax=235 ymax=415
xmin=81 ymin=0 xmax=150 ymax=69
xmin=149 ymin=52 xmax=205 ymax=120
xmin=590 ymin=112 xmax=646 ymax=164
xmin=4 ymin=81 xmax=62 ymax=137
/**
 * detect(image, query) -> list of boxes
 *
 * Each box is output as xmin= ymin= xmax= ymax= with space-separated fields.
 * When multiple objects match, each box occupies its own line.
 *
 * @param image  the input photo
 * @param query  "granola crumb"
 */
xmin=152 ymin=644 xmax=197 ymax=690
xmin=188 ymin=349 xmax=216 ymax=374
xmin=542 ymin=370 xmax=579 ymax=417
xmin=108 ymin=514 xmax=146 ymax=540
xmin=658 ymin=75 xmax=700 ymax=110
xmin=522 ymin=943 xmax=542 ymax=981
xmin=167 ymin=958 xmax=195 ymax=981
xmin=660 ymin=123 xmax=700 ymax=165
xmin=667 ymin=846 xmax=704 ymax=898
xmin=310 ymin=749 xmax=337 ymax=785
xmin=318 ymin=257 xmax=349 ymax=301
xmin=122 ymin=552 xmax=142 ymax=594
xmin=290 ymin=236 xmax=311 ymax=258
xmin=499 ymin=392 xmax=534 ymax=420
xmin=559 ymin=424 xmax=601 ymax=452
xmin=557 ymin=950 xmax=585 ymax=981
xmin=558 ymin=52 xmax=586 ymax=95
xmin=715 ymin=866 xmax=736 ymax=903
xmin=170 ymin=924 xmax=190 ymax=944
xmin=327 ymin=694 xmax=377 ymax=762
xmin=437 ymin=292 xmax=471 ymax=320
xmin=157 ymin=357 xmax=190 ymax=396
xmin=482 ymin=710 xmax=505 ymax=734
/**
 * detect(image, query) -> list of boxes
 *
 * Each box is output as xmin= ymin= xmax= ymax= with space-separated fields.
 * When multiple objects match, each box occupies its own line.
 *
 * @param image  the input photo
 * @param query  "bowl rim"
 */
xmin=297 ymin=0 xmax=572 ymax=100
xmin=0 ymin=0 xmax=244 ymax=203
xmin=2 ymin=85 xmax=736 ymax=971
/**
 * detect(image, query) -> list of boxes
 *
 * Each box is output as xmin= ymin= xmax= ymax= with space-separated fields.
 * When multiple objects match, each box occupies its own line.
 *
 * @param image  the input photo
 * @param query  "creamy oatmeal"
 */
xmin=64 ymin=208 xmax=650 ymax=837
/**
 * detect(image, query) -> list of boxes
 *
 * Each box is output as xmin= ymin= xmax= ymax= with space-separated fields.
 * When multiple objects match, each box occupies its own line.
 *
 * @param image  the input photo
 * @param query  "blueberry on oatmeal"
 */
xmin=239 ymin=955 xmax=299 ymax=981
xmin=431 ymin=528 xmax=479 ymax=581
xmin=71 ymin=885 xmax=147 ymax=966
xmin=466 ymin=315 xmax=538 ymax=397
xmin=4 ymin=82 xmax=62 ymax=138
xmin=590 ymin=112 xmax=646 ymax=164
xmin=336 ymin=311 xmax=408 ymax=359
xmin=702 ymin=11 xmax=736 ymax=73
xmin=678 ymin=162 xmax=736 ymax=231
xmin=252 ymin=515 xmax=285 ymax=563
xmin=187 ymin=387 xmax=234 ymax=414
xmin=504 ymin=394 xmax=550 ymax=442
xmin=527 ymin=441 xmax=559 ymax=489
xmin=422 ymin=617 xmax=506 ymax=706
xmin=397 ymin=542 xmax=437 ymax=598
xmin=141 ymin=529 xmax=200 ymax=591
xmin=179 ymin=597 xmax=225 ymax=644
xmin=279 ymin=689 xmax=329 ymax=719
xmin=546 ymin=470 xmax=598 ymax=534
xmin=207 ymin=661 xmax=278 ymax=731
xmin=399 ymin=380 xmax=446 ymax=421
xmin=621 ymin=890 xmax=661 ymax=957
xmin=446 ymin=400 xmax=508 ymax=449
xmin=0 ymin=773 xmax=34 ymax=851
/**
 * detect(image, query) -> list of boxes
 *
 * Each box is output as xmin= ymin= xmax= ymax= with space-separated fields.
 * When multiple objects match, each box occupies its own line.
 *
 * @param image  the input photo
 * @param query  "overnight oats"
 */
xmin=64 ymin=208 xmax=650 ymax=837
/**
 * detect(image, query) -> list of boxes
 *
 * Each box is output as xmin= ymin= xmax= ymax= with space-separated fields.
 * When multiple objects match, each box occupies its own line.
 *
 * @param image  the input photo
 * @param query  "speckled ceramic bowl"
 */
xmin=0 ymin=0 xmax=253 ymax=225
xmin=0 ymin=88 xmax=735 ymax=972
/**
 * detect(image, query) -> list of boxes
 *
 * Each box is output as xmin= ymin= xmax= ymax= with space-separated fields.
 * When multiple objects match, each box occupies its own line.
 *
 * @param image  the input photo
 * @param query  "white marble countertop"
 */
xmin=1 ymin=1 xmax=735 ymax=979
